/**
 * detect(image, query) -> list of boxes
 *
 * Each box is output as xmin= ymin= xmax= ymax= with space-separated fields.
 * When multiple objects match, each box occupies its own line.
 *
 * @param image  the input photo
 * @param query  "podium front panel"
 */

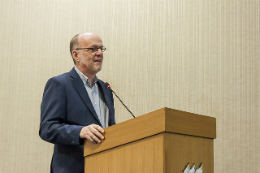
xmin=85 ymin=133 xmax=164 ymax=173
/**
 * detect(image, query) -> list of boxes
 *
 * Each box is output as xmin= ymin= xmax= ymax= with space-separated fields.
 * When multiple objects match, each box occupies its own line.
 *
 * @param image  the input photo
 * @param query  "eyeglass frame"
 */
xmin=75 ymin=46 xmax=106 ymax=53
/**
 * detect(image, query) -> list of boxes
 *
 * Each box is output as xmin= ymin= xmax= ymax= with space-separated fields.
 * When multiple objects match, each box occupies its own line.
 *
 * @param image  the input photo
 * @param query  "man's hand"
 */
xmin=79 ymin=124 xmax=104 ymax=144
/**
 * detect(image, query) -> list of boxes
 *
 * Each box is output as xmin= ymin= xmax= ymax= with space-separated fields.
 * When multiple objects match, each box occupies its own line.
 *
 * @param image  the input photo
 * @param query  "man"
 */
xmin=39 ymin=33 xmax=115 ymax=173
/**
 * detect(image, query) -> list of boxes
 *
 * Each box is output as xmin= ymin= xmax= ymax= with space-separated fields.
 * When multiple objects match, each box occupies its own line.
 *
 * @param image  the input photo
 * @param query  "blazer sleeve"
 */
xmin=39 ymin=77 xmax=84 ymax=145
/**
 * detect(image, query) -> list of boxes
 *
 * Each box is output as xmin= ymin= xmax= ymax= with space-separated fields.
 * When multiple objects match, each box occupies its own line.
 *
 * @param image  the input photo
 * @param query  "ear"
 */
xmin=72 ymin=50 xmax=80 ymax=63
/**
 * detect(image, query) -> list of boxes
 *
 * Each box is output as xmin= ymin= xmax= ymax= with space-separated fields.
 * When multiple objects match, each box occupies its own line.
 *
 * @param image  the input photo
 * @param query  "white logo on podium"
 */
xmin=182 ymin=163 xmax=203 ymax=173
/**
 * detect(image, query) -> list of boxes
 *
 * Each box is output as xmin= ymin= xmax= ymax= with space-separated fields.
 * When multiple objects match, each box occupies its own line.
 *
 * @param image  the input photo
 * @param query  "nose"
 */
xmin=95 ymin=48 xmax=103 ymax=55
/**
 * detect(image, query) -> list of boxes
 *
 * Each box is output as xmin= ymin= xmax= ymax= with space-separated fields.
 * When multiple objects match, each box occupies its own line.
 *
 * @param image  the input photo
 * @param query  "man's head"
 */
xmin=70 ymin=33 xmax=104 ymax=77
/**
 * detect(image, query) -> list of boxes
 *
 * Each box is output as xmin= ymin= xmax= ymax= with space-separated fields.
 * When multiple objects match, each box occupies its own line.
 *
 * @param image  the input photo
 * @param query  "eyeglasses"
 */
xmin=75 ymin=46 xmax=106 ymax=53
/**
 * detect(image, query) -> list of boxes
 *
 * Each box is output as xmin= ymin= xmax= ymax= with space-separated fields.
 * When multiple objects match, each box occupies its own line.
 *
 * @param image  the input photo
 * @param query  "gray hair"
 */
xmin=70 ymin=34 xmax=79 ymax=65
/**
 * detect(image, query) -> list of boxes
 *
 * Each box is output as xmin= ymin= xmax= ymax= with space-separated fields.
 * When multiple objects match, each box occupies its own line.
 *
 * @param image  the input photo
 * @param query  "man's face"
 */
xmin=75 ymin=34 xmax=104 ymax=76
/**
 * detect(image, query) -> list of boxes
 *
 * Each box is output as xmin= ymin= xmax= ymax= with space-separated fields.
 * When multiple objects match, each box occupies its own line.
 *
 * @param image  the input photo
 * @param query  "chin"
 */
xmin=94 ymin=67 xmax=102 ymax=73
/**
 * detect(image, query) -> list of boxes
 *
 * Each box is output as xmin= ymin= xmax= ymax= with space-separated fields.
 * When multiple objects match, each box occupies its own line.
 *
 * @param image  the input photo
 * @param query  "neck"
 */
xmin=76 ymin=65 xmax=96 ymax=87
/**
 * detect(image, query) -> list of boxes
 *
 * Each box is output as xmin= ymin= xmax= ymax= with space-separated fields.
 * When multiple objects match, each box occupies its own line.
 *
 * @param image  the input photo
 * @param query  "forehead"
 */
xmin=78 ymin=34 xmax=103 ymax=47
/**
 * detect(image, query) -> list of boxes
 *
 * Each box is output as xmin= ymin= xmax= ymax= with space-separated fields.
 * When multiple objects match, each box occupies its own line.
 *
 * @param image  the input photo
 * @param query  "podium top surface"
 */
xmin=84 ymin=107 xmax=216 ymax=156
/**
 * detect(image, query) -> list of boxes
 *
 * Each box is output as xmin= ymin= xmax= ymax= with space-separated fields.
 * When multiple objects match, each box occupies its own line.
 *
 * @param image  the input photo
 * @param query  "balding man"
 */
xmin=40 ymin=33 xmax=115 ymax=173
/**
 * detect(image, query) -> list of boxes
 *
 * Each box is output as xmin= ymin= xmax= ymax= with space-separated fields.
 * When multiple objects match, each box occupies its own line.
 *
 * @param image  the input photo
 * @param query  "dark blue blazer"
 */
xmin=39 ymin=68 xmax=115 ymax=173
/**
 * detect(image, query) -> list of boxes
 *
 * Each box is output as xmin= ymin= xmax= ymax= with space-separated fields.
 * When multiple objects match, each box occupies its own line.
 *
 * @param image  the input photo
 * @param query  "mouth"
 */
xmin=94 ymin=59 xmax=102 ymax=63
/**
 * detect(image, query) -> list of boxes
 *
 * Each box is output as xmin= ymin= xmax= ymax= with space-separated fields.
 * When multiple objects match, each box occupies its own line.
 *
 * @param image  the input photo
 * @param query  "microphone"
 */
xmin=105 ymin=82 xmax=135 ymax=118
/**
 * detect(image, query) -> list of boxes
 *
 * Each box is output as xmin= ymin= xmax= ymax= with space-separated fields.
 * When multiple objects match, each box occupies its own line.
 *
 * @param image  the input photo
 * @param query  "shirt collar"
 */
xmin=74 ymin=66 xmax=98 ymax=87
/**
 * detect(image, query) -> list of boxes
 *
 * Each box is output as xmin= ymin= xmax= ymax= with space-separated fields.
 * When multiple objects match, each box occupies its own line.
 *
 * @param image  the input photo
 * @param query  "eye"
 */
xmin=90 ymin=47 xmax=98 ymax=52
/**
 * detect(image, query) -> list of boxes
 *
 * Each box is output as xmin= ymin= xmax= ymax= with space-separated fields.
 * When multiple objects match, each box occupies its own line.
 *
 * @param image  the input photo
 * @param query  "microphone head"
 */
xmin=105 ymin=82 xmax=110 ymax=88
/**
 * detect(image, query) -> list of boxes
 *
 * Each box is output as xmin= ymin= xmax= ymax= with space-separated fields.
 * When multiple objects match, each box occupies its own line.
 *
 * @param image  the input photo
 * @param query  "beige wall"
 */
xmin=0 ymin=0 xmax=259 ymax=172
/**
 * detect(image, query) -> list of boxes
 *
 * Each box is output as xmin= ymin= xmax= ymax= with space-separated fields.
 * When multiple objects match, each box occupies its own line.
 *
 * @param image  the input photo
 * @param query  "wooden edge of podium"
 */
xmin=165 ymin=108 xmax=216 ymax=139
xmin=84 ymin=108 xmax=166 ymax=157
xmin=84 ymin=107 xmax=216 ymax=157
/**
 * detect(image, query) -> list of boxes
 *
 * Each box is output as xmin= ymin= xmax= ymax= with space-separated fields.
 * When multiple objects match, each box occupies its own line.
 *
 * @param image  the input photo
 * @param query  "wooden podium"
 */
xmin=84 ymin=107 xmax=216 ymax=173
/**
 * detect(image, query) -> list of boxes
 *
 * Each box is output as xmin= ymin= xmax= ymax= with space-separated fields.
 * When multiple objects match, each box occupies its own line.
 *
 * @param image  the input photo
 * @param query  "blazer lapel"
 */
xmin=69 ymin=68 xmax=102 ymax=125
xmin=97 ymin=81 xmax=115 ymax=125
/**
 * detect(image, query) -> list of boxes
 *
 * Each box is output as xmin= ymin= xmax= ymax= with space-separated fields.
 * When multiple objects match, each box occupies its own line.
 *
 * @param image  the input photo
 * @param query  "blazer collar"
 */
xmin=97 ymin=80 xmax=113 ymax=109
